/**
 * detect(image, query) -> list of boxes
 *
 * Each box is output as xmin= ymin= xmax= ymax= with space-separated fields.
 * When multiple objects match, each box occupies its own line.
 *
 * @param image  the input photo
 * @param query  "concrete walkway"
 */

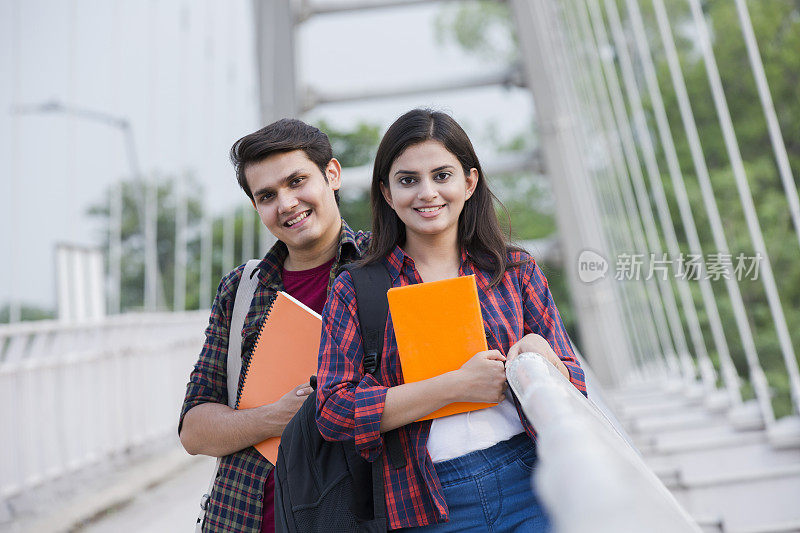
xmin=77 ymin=454 xmax=216 ymax=533
xmin=6 ymin=443 xmax=216 ymax=533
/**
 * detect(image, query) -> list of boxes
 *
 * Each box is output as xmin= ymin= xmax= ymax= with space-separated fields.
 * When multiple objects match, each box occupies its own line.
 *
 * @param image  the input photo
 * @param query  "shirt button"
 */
xmin=256 ymin=494 xmax=263 ymax=501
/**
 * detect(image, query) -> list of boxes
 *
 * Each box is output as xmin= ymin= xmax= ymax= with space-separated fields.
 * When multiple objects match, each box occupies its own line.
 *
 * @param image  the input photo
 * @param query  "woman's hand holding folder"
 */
xmin=453 ymin=349 xmax=508 ymax=404
xmin=379 ymin=350 xmax=508 ymax=433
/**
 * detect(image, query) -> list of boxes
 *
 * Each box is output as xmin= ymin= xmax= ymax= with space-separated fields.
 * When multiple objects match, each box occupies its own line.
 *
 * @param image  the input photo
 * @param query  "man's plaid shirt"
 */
xmin=180 ymin=220 xmax=370 ymax=533
xmin=316 ymin=246 xmax=586 ymax=530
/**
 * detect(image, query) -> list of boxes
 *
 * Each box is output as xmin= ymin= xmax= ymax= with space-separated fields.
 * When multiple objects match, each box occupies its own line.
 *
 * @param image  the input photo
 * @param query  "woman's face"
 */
xmin=380 ymin=140 xmax=478 ymax=243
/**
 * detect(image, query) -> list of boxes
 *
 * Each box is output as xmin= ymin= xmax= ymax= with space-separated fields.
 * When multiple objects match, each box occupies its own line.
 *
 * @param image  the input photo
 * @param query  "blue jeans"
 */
xmin=405 ymin=433 xmax=551 ymax=532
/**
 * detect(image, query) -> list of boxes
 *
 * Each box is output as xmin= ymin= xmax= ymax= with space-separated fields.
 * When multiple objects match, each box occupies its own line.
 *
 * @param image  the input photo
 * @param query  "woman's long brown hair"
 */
xmin=361 ymin=109 xmax=524 ymax=286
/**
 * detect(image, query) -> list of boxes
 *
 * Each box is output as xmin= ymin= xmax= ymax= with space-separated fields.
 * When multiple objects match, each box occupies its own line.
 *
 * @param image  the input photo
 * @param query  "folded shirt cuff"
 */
xmin=354 ymin=373 xmax=389 ymax=461
xmin=565 ymin=362 xmax=588 ymax=397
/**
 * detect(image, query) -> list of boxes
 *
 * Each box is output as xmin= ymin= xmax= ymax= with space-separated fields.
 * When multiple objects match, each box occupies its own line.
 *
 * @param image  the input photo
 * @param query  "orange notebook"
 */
xmin=235 ymin=291 xmax=321 ymax=464
xmin=387 ymin=275 xmax=494 ymax=421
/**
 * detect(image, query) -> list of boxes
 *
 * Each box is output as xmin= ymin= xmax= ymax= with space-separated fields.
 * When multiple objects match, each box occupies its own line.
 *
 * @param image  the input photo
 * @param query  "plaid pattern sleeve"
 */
xmin=315 ymin=270 xmax=389 ymax=462
xmin=517 ymin=252 xmax=587 ymax=396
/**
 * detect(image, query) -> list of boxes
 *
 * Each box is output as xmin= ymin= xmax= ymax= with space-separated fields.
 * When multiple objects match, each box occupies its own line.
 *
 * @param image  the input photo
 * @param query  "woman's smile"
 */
xmin=414 ymin=204 xmax=446 ymax=217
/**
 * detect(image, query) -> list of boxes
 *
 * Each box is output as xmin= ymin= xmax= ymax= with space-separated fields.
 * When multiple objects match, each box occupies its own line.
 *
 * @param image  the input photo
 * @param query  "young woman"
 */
xmin=316 ymin=109 xmax=586 ymax=532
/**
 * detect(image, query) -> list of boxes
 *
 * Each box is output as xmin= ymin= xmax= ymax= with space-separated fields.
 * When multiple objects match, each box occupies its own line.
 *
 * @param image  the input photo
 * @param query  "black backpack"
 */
xmin=274 ymin=263 xmax=406 ymax=533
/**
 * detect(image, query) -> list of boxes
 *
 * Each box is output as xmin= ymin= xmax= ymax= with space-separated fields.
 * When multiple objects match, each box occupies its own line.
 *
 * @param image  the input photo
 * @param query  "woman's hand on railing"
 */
xmin=507 ymin=334 xmax=570 ymax=380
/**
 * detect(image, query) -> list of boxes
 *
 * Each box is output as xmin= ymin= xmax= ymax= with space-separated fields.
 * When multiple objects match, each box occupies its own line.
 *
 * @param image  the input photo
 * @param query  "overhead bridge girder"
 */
xmin=302 ymin=67 xmax=524 ymax=111
xmin=297 ymin=0 xmax=460 ymax=22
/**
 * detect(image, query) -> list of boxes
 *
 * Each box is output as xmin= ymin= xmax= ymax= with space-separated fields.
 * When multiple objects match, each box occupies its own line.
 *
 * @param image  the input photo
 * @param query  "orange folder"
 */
xmin=235 ymin=291 xmax=321 ymax=464
xmin=387 ymin=275 xmax=494 ymax=421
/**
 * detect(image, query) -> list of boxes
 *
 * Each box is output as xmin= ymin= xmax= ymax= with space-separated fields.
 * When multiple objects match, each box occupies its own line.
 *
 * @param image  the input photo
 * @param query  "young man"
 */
xmin=179 ymin=119 xmax=370 ymax=533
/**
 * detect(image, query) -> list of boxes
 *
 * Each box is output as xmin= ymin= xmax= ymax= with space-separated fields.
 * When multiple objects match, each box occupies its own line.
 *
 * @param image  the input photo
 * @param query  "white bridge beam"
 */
xmin=298 ymin=0 xmax=463 ymax=21
xmin=302 ymin=68 xmax=523 ymax=111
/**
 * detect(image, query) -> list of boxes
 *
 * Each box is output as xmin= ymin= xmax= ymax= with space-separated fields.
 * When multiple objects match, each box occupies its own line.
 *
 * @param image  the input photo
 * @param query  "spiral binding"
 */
xmin=234 ymin=291 xmax=277 ymax=409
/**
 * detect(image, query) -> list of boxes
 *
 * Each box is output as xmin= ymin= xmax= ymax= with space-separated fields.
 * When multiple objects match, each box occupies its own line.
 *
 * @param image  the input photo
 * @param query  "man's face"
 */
xmin=246 ymin=150 xmax=342 ymax=252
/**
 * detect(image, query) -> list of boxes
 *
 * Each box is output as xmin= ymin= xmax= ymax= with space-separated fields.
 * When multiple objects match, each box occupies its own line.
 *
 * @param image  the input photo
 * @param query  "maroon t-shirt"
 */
xmin=280 ymin=256 xmax=337 ymax=315
xmin=262 ymin=256 xmax=335 ymax=532
xmin=261 ymin=470 xmax=275 ymax=533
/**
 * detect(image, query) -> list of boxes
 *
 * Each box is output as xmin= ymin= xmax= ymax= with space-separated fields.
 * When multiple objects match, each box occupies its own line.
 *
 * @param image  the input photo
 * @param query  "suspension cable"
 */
xmin=652 ymin=0 xmax=774 ymax=425
xmin=586 ymin=0 xmax=683 ymax=378
xmin=687 ymin=0 xmax=800 ymax=418
xmin=561 ymin=0 xmax=660 ymax=381
xmin=624 ymin=0 xmax=741 ymax=404
xmin=604 ymin=0 xmax=708 ymax=386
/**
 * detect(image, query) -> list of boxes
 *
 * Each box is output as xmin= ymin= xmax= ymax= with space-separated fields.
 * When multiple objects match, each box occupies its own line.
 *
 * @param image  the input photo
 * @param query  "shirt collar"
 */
xmin=256 ymin=218 xmax=361 ymax=290
xmin=335 ymin=218 xmax=362 ymax=266
xmin=384 ymin=244 xmax=472 ymax=282
xmin=384 ymin=246 xmax=407 ymax=282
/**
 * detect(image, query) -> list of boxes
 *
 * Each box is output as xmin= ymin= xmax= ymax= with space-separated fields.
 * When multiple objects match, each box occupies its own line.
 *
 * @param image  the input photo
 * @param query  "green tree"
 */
xmin=318 ymin=119 xmax=381 ymax=168
xmin=434 ymin=0 xmax=518 ymax=62
xmin=316 ymin=119 xmax=382 ymax=232
xmin=0 ymin=304 xmax=55 ymax=323
xmin=638 ymin=0 xmax=800 ymax=416
xmin=87 ymin=175 xmax=205 ymax=312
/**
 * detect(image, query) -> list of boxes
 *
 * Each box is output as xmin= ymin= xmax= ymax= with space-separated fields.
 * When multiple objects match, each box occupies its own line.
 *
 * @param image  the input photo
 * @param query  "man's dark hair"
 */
xmin=230 ymin=118 xmax=339 ymax=204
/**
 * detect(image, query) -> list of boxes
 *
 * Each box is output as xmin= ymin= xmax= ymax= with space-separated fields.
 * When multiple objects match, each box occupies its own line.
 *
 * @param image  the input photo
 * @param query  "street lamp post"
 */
xmin=12 ymin=100 xmax=160 ymax=313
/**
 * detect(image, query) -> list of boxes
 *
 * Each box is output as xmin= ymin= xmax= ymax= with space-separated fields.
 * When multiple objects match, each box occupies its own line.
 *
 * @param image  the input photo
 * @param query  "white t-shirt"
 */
xmin=426 ymin=396 xmax=525 ymax=463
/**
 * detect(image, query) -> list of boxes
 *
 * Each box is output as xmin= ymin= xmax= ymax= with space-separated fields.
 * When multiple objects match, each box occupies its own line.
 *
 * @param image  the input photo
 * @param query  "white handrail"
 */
xmin=0 ymin=312 xmax=207 ymax=504
xmin=555 ymin=0 xmax=664 ymax=383
xmin=687 ymin=0 xmax=800 ymax=418
xmin=733 ymin=0 xmax=800 ymax=255
xmin=506 ymin=352 xmax=701 ymax=533
xmin=730 ymin=0 xmax=800 ymax=419
xmin=562 ymin=0 xmax=676 ymax=379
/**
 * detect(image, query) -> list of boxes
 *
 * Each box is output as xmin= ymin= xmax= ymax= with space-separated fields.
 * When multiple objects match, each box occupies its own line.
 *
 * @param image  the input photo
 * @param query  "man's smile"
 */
xmin=285 ymin=210 xmax=311 ymax=227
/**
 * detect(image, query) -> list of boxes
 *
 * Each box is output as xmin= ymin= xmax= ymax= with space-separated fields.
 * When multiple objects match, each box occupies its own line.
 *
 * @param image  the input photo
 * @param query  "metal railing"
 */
xmin=0 ymin=312 xmax=207 ymax=502
xmin=506 ymin=352 xmax=701 ymax=533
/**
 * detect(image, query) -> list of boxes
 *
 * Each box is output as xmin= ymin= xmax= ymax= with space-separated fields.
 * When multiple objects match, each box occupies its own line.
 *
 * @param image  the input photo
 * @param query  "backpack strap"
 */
xmin=343 ymin=262 xmax=407 ymax=470
xmin=227 ymin=259 xmax=263 ymax=406
xmin=344 ymin=262 xmax=390 ymax=375
xmin=197 ymin=259 xmax=262 ymax=531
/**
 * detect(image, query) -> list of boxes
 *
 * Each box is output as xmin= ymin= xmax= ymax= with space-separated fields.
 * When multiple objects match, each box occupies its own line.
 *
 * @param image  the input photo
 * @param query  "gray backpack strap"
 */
xmin=227 ymin=259 xmax=263 ymax=407
xmin=197 ymin=259 xmax=262 ymax=532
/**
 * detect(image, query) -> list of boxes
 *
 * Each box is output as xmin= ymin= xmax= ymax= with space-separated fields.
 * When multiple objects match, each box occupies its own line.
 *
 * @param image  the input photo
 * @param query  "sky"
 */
xmin=0 ymin=0 xmax=534 ymax=312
